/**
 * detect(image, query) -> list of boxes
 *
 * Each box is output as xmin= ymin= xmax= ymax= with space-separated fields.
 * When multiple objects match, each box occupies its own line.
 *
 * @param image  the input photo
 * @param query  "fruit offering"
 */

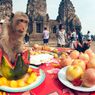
xmin=64 ymin=49 xmax=95 ymax=88
xmin=82 ymin=68 xmax=95 ymax=87
xmin=0 ymin=50 xmax=30 ymax=80
xmin=0 ymin=67 xmax=39 ymax=88
xmin=30 ymin=45 xmax=95 ymax=88
xmin=66 ymin=65 xmax=83 ymax=82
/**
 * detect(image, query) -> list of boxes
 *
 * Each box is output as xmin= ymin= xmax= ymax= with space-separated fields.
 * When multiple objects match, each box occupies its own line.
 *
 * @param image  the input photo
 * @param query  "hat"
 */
xmin=0 ymin=19 xmax=5 ymax=23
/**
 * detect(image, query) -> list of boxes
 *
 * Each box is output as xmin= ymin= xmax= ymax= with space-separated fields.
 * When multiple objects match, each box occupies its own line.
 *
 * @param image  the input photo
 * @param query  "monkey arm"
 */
xmin=0 ymin=40 xmax=15 ymax=63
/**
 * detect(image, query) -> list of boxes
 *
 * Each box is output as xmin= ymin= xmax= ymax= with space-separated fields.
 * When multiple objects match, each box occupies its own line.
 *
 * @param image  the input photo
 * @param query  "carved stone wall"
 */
xmin=0 ymin=0 xmax=12 ymax=20
xmin=0 ymin=0 xmax=82 ymax=35
xmin=57 ymin=0 xmax=81 ymax=33
xmin=26 ymin=0 xmax=49 ymax=34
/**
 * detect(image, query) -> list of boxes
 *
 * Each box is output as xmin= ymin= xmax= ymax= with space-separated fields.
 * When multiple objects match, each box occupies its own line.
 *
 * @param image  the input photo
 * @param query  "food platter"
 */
xmin=0 ymin=66 xmax=45 ymax=92
xmin=58 ymin=66 xmax=95 ymax=92
xmin=30 ymin=53 xmax=54 ymax=65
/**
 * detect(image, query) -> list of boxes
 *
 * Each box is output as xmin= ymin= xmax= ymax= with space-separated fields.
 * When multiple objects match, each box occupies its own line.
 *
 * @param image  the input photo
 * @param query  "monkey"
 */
xmin=0 ymin=12 xmax=29 ymax=63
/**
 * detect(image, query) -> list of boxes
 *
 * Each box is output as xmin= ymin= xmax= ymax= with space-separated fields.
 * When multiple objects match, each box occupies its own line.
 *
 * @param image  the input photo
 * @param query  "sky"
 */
xmin=13 ymin=0 xmax=95 ymax=35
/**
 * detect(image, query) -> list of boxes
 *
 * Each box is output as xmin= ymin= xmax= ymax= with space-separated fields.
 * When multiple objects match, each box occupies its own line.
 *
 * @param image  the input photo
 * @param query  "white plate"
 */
xmin=0 ymin=66 xmax=45 ymax=92
xmin=30 ymin=54 xmax=54 ymax=65
xmin=58 ymin=66 xmax=95 ymax=92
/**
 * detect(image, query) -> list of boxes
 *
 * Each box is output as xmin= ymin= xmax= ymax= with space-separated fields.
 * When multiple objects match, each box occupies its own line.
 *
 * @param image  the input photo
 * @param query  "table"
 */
xmin=1 ymin=47 xmax=95 ymax=95
xmin=6 ymin=63 xmax=95 ymax=95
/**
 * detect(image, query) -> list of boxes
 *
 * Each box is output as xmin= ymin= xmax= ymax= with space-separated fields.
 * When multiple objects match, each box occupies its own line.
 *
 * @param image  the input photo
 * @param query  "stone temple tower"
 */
xmin=57 ymin=0 xmax=81 ymax=33
xmin=26 ymin=0 xmax=49 ymax=34
xmin=0 ymin=0 xmax=12 ymax=20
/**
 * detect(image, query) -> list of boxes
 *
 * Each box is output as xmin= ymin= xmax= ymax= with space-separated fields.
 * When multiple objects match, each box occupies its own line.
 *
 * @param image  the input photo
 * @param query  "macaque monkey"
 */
xmin=0 ymin=12 xmax=29 ymax=63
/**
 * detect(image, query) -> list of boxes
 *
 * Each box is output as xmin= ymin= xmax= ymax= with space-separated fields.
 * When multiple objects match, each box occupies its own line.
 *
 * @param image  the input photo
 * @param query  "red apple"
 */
xmin=85 ymin=49 xmax=95 ymax=60
xmin=79 ymin=53 xmax=89 ymax=63
xmin=66 ymin=65 xmax=83 ymax=81
xmin=72 ymin=59 xmax=86 ymax=70
xmin=60 ymin=56 xmax=72 ymax=67
xmin=70 ymin=50 xmax=80 ymax=59
xmin=87 ymin=58 xmax=95 ymax=69
xmin=82 ymin=68 xmax=95 ymax=87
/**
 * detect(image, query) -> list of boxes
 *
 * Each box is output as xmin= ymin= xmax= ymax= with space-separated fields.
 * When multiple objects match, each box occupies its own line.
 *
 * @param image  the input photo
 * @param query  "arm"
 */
xmin=0 ymin=23 xmax=15 ymax=62
xmin=0 ymin=40 xmax=15 ymax=62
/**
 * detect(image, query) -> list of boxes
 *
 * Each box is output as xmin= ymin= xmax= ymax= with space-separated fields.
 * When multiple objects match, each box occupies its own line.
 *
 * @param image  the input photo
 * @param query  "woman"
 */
xmin=56 ymin=24 xmax=66 ymax=47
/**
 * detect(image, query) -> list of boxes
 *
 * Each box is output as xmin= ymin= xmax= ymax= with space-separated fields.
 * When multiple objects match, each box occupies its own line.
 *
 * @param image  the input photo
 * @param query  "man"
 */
xmin=43 ymin=27 xmax=49 ymax=45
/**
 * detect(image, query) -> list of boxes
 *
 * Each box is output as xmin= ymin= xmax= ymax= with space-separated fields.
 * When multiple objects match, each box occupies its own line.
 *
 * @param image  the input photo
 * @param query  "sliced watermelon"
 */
xmin=2 ymin=55 xmax=14 ymax=69
xmin=22 ymin=50 xmax=30 ymax=64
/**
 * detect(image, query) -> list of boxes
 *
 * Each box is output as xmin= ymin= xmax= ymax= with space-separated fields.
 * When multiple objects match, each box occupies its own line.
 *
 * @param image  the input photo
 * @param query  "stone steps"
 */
xmin=29 ymin=39 xmax=57 ymax=47
xmin=29 ymin=33 xmax=57 ymax=47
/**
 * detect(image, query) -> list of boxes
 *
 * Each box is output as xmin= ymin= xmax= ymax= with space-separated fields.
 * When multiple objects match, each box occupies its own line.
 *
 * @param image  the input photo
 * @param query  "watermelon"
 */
xmin=0 ymin=52 xmax=29 ymax=80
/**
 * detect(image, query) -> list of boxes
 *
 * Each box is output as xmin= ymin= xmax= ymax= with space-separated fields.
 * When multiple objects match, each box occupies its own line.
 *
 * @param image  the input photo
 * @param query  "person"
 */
xmin=56 ymin=24 xmax=66 ymax=47
xmin=77 ymin=31 xmax=83 ymax=44
xmin=73 ymin=39 xmax=83 ymax=52
xmin=73 ymin=38 xmax=91 ymax=52
xmin=70 ymin=29 xmax=78 ymax=48
xmin=24 ymin=32 xmax=30 ymax=44
xmin=87 ymin=31 xmax=92 ymax=41
xmin=43 ymin=27 xmax=49 ymax=45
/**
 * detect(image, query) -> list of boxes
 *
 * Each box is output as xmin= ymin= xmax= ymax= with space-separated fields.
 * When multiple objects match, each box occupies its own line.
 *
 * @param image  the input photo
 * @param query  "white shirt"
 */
xmin=87 ymin=33 xmax=91 ymax=40
xmin=57 ymin=30 xmax=66 ymax=45
xmin=43 ymin=30 xmax=49 ymax=39
xmin=71 ymin=31 xmax=77 ymax=41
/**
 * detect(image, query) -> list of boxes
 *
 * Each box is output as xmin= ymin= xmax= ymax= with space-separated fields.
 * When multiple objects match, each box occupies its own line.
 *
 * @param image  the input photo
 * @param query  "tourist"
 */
xmin=87 ymin=31 xmax=92 ymax=41
xmin=74 ymin=38 xmax=91 ymax=52
xmin=56 ymin=24 xmax=66 ymax=47
xmin=24 ymin=32 xmax=30 ymax=44
xmin=43 ymin=27 xmax=50 ymax=45
xmin=77 ymin=31 xmax=83 ymax=44
xmin=70 ymin=29 xmax=78 ymax=48
xmin=73 ymin=39 xmax=83 ymax=52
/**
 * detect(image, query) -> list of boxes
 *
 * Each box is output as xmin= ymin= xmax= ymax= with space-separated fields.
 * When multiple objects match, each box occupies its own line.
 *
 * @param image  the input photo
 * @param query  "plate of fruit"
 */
xmin=58 ymin=66 xmax=95 ymax=92
xmin=0 ymin=65 xmax=45 ymax=92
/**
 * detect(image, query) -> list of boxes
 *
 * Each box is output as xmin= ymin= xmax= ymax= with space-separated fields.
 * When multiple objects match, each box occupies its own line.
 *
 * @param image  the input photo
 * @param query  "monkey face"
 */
xmin=15 ymin=18 xmax=28 ymax=33
xmin=12 ymin=12 xmax=29 ymax=36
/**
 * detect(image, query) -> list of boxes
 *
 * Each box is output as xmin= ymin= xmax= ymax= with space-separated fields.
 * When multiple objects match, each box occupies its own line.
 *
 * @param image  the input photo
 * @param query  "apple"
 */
xmin=87 ymin=58 xmax=95 ymax=69
xmin=79 ymin=53 xmax=89 ymax=63
xmin=70 ymin=50 xmax=80 ymax=59
xmin=66 ymin=65 xmax=83 ymax=81
xmin=85 ymin=49 xmax=93 ymax=57
xmin=60 ymin=56 xmax=72 ymax=67
xmin=82 ymin=68 xmax=95 ymax=87
xmin=72 ymin=59 xmax=86 ymax=70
